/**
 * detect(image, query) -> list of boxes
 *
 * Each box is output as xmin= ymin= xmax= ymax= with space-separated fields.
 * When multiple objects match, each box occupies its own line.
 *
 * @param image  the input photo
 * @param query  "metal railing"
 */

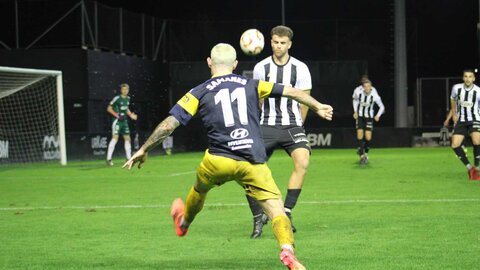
xmin=415 ymin=77 xmax=462 ymax=127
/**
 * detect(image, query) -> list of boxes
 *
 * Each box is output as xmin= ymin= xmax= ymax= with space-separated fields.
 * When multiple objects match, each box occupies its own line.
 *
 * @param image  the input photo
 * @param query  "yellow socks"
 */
xmin=272 ymin=215 xmax=294 ymax=248
xmin=184 ymin=186 xmax=207 ymax=225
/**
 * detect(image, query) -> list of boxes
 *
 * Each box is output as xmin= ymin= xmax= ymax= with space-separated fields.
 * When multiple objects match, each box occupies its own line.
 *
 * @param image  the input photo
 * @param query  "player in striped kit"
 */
xmin=449 ymin=69 xmax=480 ymax=180
xmin=246 ymin=25 xmax=314 ymax=238
xmin=352 ymin=79 xmax=385 ymax=164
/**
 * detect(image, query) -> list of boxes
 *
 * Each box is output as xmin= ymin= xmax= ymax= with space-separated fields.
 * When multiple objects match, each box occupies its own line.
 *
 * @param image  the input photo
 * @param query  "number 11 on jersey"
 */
xmin=214 ymin=87 xmax=248 ymax=127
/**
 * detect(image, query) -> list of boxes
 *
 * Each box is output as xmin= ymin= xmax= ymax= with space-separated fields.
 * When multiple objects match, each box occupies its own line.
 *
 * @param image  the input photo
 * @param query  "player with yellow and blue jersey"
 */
xmin=123 ymin=43 xmax=333 ymax=270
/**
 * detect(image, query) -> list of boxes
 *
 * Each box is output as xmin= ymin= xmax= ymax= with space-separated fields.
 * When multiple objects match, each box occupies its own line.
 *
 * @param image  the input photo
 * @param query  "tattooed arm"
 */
xmin=123 ymin=116 xmax=181 ymax=170
xmin=142 ymin=116 xmax=180 ymax=152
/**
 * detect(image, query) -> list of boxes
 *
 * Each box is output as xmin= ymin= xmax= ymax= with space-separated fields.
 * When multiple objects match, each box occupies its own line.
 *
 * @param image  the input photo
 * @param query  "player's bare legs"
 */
xmin=364 ymin=130 xmax=372 ymax=156
xmin=288 ymin=148 xmax=310 ymax=189
xmin=106 ymin=134 xmax=119 ymax=166
xmin=284 ymin=148 xmax=310 ymax=233
xmin=356 ymin=129 xmax=365 ymax=156
xmin=123 ymin=135 xmax=132 ymax=159
xmin=451 ymin=134 xmax=477 ymax=179
xmin=470 ymin=132 xmax=480 ymax=179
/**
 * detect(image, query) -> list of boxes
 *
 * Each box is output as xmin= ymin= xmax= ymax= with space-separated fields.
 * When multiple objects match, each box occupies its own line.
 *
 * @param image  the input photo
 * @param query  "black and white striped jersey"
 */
xmin=450 ymin=83 xmax=480 ymax=122
xmin=253 ymin=56 xmax=312 ymax=127
xmin=352 ymin=88 xmax=385 ymax=118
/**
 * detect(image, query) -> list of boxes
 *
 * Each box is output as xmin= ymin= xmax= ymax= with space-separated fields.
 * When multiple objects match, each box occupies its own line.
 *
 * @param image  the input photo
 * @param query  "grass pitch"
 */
xmin=0 ymin=147 xmax=479 ymax=270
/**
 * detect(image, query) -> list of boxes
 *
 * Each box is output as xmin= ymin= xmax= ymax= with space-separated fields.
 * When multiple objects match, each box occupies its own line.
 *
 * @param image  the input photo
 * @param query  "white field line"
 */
xmin=1 ymin=198 xmax=479 ymax=212
xmin=0 ymin=171 xmax=197 ymax=180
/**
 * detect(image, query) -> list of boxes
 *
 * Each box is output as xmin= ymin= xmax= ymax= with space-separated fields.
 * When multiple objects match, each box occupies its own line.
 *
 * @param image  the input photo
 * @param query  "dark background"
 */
xmin=90 ymin=0 xmax=479 ymax=77
xmin=0 ymin=0 xmax=478 ymax=132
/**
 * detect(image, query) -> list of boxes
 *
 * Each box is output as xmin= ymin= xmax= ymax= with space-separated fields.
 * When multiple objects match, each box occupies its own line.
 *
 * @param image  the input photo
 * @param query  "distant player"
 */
xmin=247 ymin=25 xmax=314 ymax=238
xmin=449 ymin=69 xmax=480 ymax=180
xmin=353 ymin=74 xmax=378 ymax=96
xmin=352 ymin=79 xmax=385 ymax=165
xmin=106 ymin=83 xmax=138 ymax=166
xmin=123 ymin=43 xmax=333 ymax=269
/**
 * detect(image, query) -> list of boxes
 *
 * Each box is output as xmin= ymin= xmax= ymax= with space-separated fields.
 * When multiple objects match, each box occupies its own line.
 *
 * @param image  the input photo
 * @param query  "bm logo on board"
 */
xmin=307 ymin=133 xmax=332 ymax=147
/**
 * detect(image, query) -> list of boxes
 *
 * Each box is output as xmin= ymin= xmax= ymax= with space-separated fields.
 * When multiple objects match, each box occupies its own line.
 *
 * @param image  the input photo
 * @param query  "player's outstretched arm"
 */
xmin=443 ymin=110 xmax=453 ymax=127
xmin=299 ymin=89 xmax=311 ymax=123
xmin=123 ymin=115 xmax=180 ymax=170
xmin=450 ymin=99 xmax=458 ymax=124
xmin=282 ymin=86 xmax=333 ymax=121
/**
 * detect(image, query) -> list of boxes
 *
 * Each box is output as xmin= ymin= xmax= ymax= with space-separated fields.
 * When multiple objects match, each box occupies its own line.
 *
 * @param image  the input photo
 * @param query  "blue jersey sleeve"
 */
xmin=169 ymin=105 xmax=192 ymax=126
xmin=169 ymin=88 xmax=203 ymax=126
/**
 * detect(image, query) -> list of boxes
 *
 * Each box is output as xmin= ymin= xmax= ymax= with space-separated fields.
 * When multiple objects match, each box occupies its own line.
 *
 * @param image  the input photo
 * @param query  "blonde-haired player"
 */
xmin=123 ymin=43 xmax=333 ymax=269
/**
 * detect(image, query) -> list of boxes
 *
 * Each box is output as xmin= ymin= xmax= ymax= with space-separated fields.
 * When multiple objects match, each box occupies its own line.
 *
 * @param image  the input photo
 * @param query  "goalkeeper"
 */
xmin=106 ymin=83 xmax=137 ymax=166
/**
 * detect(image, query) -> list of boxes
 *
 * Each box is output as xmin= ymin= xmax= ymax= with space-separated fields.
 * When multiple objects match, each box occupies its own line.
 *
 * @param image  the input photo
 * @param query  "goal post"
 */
xmin=0 ymin=66 xmax=67 ymax=165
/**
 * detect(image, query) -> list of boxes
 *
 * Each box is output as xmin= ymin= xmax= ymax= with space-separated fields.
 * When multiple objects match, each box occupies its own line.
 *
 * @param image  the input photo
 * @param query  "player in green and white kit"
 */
xmin=106 ymin=83 xmax=137 ymax=166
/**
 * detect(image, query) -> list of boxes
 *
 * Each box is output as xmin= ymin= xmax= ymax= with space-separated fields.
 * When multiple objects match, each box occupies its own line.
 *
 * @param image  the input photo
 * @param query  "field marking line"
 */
xmin=0 ymin=171 xmax=197 ymax=180
xmin=1 ymin=198 xmax=479 ymax=212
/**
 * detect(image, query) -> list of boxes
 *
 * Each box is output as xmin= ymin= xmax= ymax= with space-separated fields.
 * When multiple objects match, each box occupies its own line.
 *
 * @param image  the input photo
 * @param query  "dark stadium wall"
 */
xmin=0 ymin=48 xmax=169 ymax=136
xmin=0 ymin=49 xmax=89 ymax=132
xmin=86 ymin=50 xmax=169 ymax=134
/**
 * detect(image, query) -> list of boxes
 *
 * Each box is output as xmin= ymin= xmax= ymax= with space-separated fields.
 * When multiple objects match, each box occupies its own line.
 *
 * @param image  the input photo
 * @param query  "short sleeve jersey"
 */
xmin=109 ymin=95 xmax=130 ymax=121
xmin=253 ymin=56 xmax=311 ymax=127
xmin=169 ymin=74 xmax=284 ymax=164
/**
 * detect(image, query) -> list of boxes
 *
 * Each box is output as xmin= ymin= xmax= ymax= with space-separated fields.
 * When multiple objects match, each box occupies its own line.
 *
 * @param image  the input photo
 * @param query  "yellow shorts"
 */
xmin=196 ymin=150 xmax=281 ymax=201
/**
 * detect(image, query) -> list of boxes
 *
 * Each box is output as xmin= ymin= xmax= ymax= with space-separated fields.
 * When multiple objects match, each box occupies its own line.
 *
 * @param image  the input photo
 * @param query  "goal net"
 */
xmin=0 ymin=66 xmax=67 ymax=165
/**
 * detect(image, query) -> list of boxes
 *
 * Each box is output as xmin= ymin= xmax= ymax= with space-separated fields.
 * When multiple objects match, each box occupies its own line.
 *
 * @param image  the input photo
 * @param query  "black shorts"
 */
xmin=453 ymin=121 xmax=480 ymax=136
xmin=356 ymin=117 xmax=374 ymax=131
xmin=261 ymin=125 xmax=311 ymax=160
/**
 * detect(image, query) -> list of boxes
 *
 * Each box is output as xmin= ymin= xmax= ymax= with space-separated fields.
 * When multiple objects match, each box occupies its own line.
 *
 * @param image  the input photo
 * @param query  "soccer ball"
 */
xmin=239 ymin=29 xmax=265 ymax=56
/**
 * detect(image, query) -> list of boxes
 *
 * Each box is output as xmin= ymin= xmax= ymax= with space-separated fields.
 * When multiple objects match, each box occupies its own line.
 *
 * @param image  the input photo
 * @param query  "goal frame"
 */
xmin=0 ymin=66 xmax=67 ymax=165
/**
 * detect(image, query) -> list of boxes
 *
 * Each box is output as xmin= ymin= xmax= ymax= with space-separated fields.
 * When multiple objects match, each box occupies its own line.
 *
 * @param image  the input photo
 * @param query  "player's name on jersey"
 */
xmin=206 ymin=76 xmax=248 ymax=90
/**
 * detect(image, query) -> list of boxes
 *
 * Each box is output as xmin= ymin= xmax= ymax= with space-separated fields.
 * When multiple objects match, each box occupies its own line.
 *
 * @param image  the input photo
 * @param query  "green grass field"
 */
xmin=1 ymin=147 xmax=479 ymax=270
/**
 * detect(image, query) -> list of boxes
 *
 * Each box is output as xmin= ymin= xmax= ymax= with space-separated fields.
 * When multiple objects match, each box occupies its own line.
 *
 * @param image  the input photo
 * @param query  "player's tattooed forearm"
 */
xmin=143 ymin=116 xmax=180 ymax=152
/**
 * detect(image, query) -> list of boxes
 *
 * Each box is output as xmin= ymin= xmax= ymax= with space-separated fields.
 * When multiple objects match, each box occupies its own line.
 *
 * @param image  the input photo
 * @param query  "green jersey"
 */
xmin=109 ymin=95 xmax=130 ymax=122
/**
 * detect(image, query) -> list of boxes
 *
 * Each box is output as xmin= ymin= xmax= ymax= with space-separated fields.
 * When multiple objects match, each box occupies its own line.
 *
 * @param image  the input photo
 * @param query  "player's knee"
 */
xmin=451 ymin=141 xmax=461 ymax=148
xmin=294 ymin=157 xmax=309 ymax=173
